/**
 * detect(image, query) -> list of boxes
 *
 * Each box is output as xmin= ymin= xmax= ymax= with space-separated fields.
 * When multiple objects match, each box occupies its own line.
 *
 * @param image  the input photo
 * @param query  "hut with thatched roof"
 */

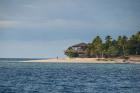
xmin=65 ymin=43 xmax=88 ymax=57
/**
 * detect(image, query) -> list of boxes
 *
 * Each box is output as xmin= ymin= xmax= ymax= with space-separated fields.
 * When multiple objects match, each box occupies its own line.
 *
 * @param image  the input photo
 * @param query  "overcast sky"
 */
xmin=0 ymin=0 xmax=140 ymax=58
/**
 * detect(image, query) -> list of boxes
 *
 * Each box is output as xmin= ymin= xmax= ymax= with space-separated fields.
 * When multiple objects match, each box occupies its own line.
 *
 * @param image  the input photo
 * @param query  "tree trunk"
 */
xmin=96 ymin=54 xmax=98 ymax=58
xmin=136 ymin=47 xmax=138 ymax=55
xmin=101 ymin=52 xmax=104 ymax=58
xmin=122 ymin=46 xmax=125 ymax=56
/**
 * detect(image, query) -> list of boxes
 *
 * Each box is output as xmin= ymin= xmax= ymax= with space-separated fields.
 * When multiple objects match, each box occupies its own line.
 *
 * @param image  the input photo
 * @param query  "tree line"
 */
xmin=65 ymin=31 xmax=140 ymax=58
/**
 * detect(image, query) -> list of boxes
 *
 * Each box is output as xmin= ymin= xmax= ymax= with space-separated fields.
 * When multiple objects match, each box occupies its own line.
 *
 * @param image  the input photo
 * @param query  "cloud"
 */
xmin=0 ymin=18 xmax=139 ymax=33
xmin=0 ymin=19 xmax=94 ymax=30
xmin=0 ymin=39 xmax=82 ymax=58
xmin=46 ymin=19 xmax=93 ymax=29
xmin=0 ymin=20 xmax=18 ymax=28
xmin=23 ymin=4 xmax=36 ymax=8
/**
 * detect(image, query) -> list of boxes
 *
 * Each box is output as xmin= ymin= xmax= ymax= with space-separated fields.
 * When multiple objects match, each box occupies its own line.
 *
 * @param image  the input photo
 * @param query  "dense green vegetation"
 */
xmin=65 ymin=47 xmax=79 ymax=58
xmin=65 ymin=31 xmax=140 ymax=58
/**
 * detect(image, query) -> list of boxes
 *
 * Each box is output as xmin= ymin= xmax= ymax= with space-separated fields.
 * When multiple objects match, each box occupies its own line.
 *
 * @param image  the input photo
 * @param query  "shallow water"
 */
xmin=0 ymin=60 xmax=140 ymax=93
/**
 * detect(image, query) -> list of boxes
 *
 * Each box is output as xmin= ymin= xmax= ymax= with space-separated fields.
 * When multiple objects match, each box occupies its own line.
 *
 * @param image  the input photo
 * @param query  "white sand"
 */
xmin=24 ymin=58 xmax=137 ymax=63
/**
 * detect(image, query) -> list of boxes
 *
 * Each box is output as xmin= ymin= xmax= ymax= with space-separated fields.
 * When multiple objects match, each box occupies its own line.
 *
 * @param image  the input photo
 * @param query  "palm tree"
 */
xmin=122 ymin=36 xmax=128 ymax=56
xmin=104 ymin=36 xmax=112 ymax=57
xmin=117 ymin=36 xmax=128 ymax=56
xmin=135 ymin=32 xmax=140 ymax=54
xmin=129 ymin=31 xmax=140 ymax=55
xmin=91 ymin=36 xmax=103 ymax=58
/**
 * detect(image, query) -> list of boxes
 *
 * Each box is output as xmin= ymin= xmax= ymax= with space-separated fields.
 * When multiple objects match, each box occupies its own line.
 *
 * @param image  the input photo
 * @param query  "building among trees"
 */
xmin=65 ymin=31 xmax=140 ymax=58
xmin=65 ymin=43 xmax=88 ymax=58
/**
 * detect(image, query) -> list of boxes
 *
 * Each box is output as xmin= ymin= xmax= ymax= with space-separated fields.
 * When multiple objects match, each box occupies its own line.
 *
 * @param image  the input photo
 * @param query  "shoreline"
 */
xmin=24 ymin=58 xmax=140 ymax=64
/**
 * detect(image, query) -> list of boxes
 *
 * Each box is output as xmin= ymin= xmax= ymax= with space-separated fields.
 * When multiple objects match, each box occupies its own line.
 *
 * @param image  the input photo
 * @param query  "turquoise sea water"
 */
xmin=0 ymin=59 xmax=140 ymax=93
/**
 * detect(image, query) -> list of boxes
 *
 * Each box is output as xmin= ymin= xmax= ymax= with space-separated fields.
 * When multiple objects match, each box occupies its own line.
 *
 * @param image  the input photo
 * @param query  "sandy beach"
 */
xmin=25 ymin=57 xmax=140 ymax=64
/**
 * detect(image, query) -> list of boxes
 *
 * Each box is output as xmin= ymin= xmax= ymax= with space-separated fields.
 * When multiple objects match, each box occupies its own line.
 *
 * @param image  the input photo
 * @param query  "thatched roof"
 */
xmin=72 ymin=43 xmax=88 ymax=47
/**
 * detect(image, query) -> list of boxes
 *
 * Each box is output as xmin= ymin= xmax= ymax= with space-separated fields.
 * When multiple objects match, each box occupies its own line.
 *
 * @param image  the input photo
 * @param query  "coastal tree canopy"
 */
xmin=65 ymin=31 xmax=140 ymax=58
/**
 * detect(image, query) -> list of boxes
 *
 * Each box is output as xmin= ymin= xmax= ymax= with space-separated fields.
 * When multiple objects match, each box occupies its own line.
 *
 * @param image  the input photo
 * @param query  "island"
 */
xmin=26 ymin=31 xmax=140 ymax=63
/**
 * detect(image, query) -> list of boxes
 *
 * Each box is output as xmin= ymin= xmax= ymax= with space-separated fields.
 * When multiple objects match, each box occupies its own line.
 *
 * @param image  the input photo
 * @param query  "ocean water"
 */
xmin=0 ymin=59 xmax=140 ymax=93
